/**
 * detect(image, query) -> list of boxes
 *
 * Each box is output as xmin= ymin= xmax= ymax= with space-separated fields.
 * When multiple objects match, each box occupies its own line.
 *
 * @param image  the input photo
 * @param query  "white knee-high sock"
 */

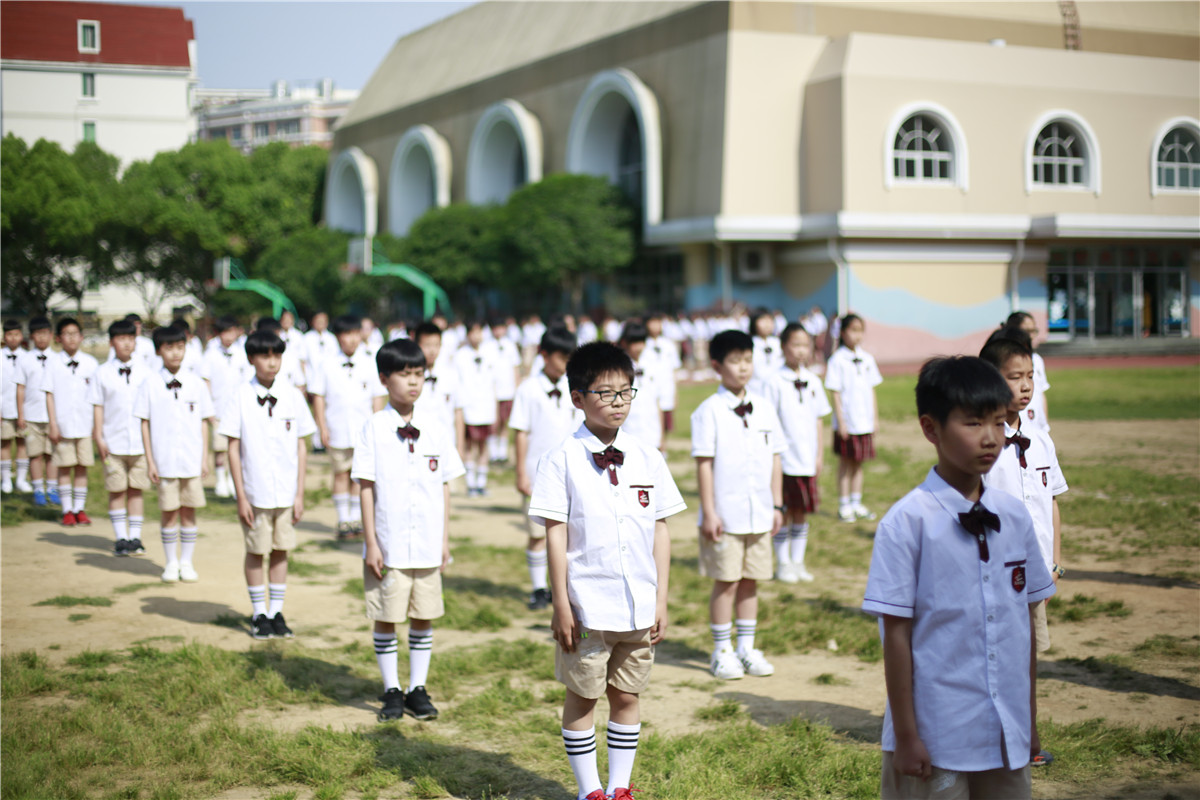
xmin=267 ymin=583 xmax=286 ymax=616
xmin=735 ymin=618 xmax=757 ymax=654
xmin=710 ymin=621 xmax=733 ymax=652
xmin=73 ymin=485 xmax=87 ymax=513
xmin=789 ymin=522 xmax=810 ymax=567
xmin=526 ymin=548 xmax=548 ymax=591
xmin=180 ymin=527 xmax=197 ymax=564
xmin=333 ymin=493 xmax=350 ymax=524
xmin=128 ymin=515 xmax=144 ymax=541
xmin=408 ymin=628 xmax=433 ymax=688
xmin=562 ymin=727 xmax=602 ymax=800
xmin=161 ymin=526 xmax=179 ymax=565
xmin=248 ymin=585 xmax=267 ymax=617
xmin=350 ymin=495 xmax=362 ymax=523
xmin=606 ymin=721 xmax=642 ymax=795
xmin=109 ymin=509 xmax=128 ymax=540
xmin=374 ymin=632 xmax=400 ymax=691
xmin=772 ymin=530 xmax=790 ymax=565
xmin=1 ymin=460 xmax=11 ymax=484
xmin=15 ymin=459 xmax=29 ymax=484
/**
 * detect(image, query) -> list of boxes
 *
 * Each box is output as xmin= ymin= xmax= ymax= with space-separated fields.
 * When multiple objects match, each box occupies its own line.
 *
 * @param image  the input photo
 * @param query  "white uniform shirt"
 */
xmin=46 ymin=351 xmax=99 ymax=438
xmin=824 ymin=345 xmax=883 ymax=434
xmin=752 ymin=335 xmax=783 ymax=382
xmin=308 ymin=350 xmax=387 ymax=449
xmin=219 ymin=378 xmax=316 ymax=509
xmin=2 ymin=347 xmax=24 ymax=419
xmin=200 ymin=344 xmax=251 ymax=419
xmin=281 ymin=327 xmax=307 ymax=365
xmin=645 ymin=336 xmax=679 ymax=412
xmin=415 ymin=361 xmax=460 ymax=434
xmin=763 ymin=365 xmax=832 ymax=477
xmin=134 ymin=368 xmax=215 ymax=479
xmin=509 ymin=371 xmax=581 ymax=481
xmin=529 ymin=425 xmax=686 ymax=632
xmin=303 ymin=329 xmax=337 ymax=369
xmin=487 ymin=338 xmax=521 ymax=401
xmin=89 ymin=358 xmax=149 ymax=456
xmin=862 ymin=468 xmax=1056 ymax=772
xmin=577 ymin=320 xmax=599 ymax=344
xmin=983 ymin=422 xmax=1068 ymax=570
xmin=452 ymin=345 xmax=497 ymax=425
xmin=1024 ymin=352 xmax=1051 ymax=432
xmin=622 ymin=356 xmax=662 ymax=448
xmin=351 ymin=404 xmax=465 ymax=569
xmin=691 ymin=386 xmax=785 ymax=534
xmin=275 ymin=348 xmax=306 ymax=390
xmin=15 ymin=347 xmax=55 ymax=423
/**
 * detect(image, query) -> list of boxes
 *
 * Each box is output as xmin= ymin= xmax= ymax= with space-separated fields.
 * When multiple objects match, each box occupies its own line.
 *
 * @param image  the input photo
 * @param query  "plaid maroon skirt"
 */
xmin=783 ymin=474 xmax=819 ymax=513
xmin=465 ymin=423 xmax=492 ymax=442
xmin=833 ymin=432 xmax=875 ymax=462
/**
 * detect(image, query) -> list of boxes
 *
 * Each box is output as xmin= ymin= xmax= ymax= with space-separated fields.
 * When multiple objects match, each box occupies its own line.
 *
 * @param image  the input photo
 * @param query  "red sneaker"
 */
xmin=582 ymin=792 xmax=607 ymax=800
xmin=75 ymin=511 xmax=92 ymax=525
xmin=62 ymin=512 xmax=77 ymax=527
xmin=611 ymin=788 xmax=641 ymax=800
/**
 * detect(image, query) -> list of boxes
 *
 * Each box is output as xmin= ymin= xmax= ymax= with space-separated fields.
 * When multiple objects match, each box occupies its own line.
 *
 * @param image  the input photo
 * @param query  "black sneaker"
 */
xmin=527 ymin=587 xmax=551 ymax=611
xmin=336 ymin=522 xmax=356 ymax=541
xmin=114 ymin=539 xmax=128 ymax=557
xmin=251 ymin=614 xmax=273 ymax=640
xmin=128 ymin=538 xmax=146 ymax=556
xmin=404 ymin=685 xmax=438 ymax=720
xmin=271 ymin=613 xmax=294 ymax=639
xmin=378 ymin=687 xmax=405 ymax=721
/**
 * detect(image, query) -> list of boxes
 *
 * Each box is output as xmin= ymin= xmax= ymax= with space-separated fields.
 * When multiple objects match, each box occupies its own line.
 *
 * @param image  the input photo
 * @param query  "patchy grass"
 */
xmin=1048 ymin=594 xmax=1133 ymax=623
xmin=33 ymin=596 xmax=113 ymax=608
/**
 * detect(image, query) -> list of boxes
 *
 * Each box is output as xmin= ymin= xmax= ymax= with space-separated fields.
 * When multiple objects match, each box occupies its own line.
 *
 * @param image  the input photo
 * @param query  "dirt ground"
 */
xmin=3 ymin=417 xmax=1198 ymax=799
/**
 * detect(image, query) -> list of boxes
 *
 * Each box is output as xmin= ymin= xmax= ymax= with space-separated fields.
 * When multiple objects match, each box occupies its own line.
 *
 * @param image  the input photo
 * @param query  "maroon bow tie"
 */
xmin=166 ymin=378 xmax=182 ymax=397
xmin=634 ymin=368 xmax=644 ymax=378
xmin=958 ymin=502 xmax=1001 ymax=562
xmin=36 ymin=354 xmax=47 ymax=362
xmin=733 ymin=401 xmax=752 ymax=427
xmin=425 ymin=374 xmax=437 ymax=385
xmin=118 ymin=366 xmax=132 ymax=383
xmin=794 ymin=379 xmax=807 ymax=395
xmin=67 ymin=360 xmax=79 ymax=373
xmin=257 ymin=394 xmax=277 ymax=416
xmin=5 ymin=353 xmax=16 ymax=362
xmin=593 ymin=445 xmax=624 ymax=485
xmin=222 ymin=351 xmax=233 ymax=358
xmin=342 ymin=361 xmax=354 ymax=369
xmin=1005 ymin=432 xmax=1031 ymax=468
xmin=397 ymin=423 xmax=420 ymax=452
xmin=548 ymin=387 xmax=562 ymax=401
xmin=852 ymin=356 xmax=863 ymax=373
xmin=764 ymin=346 xmax=773 ymax=355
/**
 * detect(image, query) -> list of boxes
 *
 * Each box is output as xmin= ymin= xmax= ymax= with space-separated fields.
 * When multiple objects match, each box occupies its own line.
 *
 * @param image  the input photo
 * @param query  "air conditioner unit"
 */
xmin=737 ymin=244 xmax=774 ymax=282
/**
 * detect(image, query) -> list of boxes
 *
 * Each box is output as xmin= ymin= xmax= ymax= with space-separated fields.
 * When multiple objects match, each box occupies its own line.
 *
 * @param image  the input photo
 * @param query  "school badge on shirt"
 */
xmin=1010 ymin=562 xmax=1026 ymax=592
xmin=285 ymin=419 xmax=292 ymax=431
xmin=428 ymin=457 xmax=439 ymax=472
xmin=632 ymin=485 xmax=651 ymax=508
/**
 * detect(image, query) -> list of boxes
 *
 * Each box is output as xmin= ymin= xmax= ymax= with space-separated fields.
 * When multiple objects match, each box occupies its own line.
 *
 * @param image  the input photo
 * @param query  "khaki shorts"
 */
xmin=364 ymin=565 xmax=444 ymax=623
xmin=211 ymin=420 xmax=228 ymax=454
xmin=1 ymin=418 xmax=16 ymax=440
xmin=881 ymin=752 xmax=1031 ymax=800
xmin=556 ymin=626 xmax=655 ymax=700
xmin=699 ymin=530 xmax=773 ymax=582
xmin=329 ymin=447 xmax=354 ymax=474
xmin=242 ymin=506 xmax=297 ymax=555
xmin=53 ymin=437 xmax=95 ymax=468
xmin=1034 ymin=598 xmax=1050 ymax=653
xmin=103 ymin=454 xmax=150 ymax=492
xmin=24 ymin=421 xmax=49 ymax=457
xmin=158 ymin=476 xmax=206 ymax=512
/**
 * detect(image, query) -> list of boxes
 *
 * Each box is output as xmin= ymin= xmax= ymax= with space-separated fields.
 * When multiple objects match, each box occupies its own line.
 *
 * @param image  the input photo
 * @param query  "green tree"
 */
xmin=245 ymin=143 xmax=328 ymax=258
xmin=400 ymin=202 xmax=504 ymax=290
xmin=250 ymin=227 xmax=350 ymax=319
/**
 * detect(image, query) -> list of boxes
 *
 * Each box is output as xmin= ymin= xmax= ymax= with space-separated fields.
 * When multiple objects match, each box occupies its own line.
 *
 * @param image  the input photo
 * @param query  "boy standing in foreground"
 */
xmin=2 ymin=319 xmax=29 ymax=494
xmin=692 ymin=329 xmax=785 ymax=680
xmin=222 ymin=331 xmax=316 ymax=639
xmin=45 ymin=318 xmax=99 ymax=526
xmin=862 ymin=356 xmax=1056 ymax=799
xmin=529 ymin=342 xmax=686 ymax=800
xmin=15 ymin=317 xmax=59 ymax=506
xmin=355 ymin=339 xmax=465 ymax=722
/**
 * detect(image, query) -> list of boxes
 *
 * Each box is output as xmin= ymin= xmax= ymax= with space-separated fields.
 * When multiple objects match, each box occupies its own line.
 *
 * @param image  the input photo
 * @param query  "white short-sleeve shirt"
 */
xmin=508 ymin=371 xmax=580 ymax=480
xmin=414 ymin=361 xmax=459 ymax=434
xmin=691 ymin=386 xmax=785 ymax=534
xmin=303 ymin=329 xmax=337 ymax=368
xmin=862 ymin=468 xmax=1056 ymax=772
xmin=89 ymin=358 xmax=149 ymax=456
xmin=2 ymin=347 xmax=22 ymax=419
xmin=134 ymin=368 xmax=215 ymax=479
xmin=622 ymin=356 xmax=662 ymax=448
xmin=351 ymin=405 xmax=465 ymax=569
xmin=529 ymin=425 xmax=686 ymax=632
xmin=15 ymin=347 xmax=54 ymax=423
xmin=751 ymin=335 xmax=783 ymax=387
xmin=487 ymin=338 xmax=522 ymax=401
xmin=824 ymin=345 xmax=883 ymax=434
xmin=200 ymin=344 xmax=251 ymax=420
xmin=452 ymin=345 xmax=497 ymax=425
xmin=219 ymin=378 xmax=316 ymax=509
xmin=1024 ymin=352 xmax=1051 ymax=432
xmin=983 ymin=422 xmax=1068 ymax=570
xmin=764 ymin=365 xmax=832 ymax=477
xmin=308 ymin=350 xmax=387 ymax=450
xmin=645 ymin=336 xmax=679 ymax=412
xmin=46 ymin=350 xmax=99 ymax=438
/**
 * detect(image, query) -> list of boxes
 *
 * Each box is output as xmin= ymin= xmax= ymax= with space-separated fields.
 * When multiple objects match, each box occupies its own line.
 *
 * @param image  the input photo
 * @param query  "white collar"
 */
xmin=573 ymin=423 xmax=627 ymax=454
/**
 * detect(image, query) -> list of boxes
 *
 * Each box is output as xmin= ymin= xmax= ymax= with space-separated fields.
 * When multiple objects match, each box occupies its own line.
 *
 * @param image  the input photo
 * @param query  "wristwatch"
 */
xmin=773 ymin=505 xmax=786 ymax=513
xmin=1051 ymin=563 xmax=1066 ymax=578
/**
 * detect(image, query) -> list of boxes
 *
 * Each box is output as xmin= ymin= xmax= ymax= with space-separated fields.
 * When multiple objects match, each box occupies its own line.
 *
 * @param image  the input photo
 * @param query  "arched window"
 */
xmin=894 ymin=114 xmax=952 ymax=182
xmin=388 ymin=125 xmax=451 ymax=236
xmin=1026 ymin=112 xmax=1099 ymax=193
xmin=466 ymin=100 xmax=542 ymax=206
xmin=325 ymin=147 xmax=377 ymax=236
xmin=1155 ymin=122 xmax=1200 ymax=192
xmin=616 ymin=109 xmax=643 ymax=207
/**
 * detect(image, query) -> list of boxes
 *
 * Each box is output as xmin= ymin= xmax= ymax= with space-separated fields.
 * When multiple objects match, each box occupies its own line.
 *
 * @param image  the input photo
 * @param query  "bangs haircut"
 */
xmin=171 ymin=318 xmax=191 ymax=334
xmin=376 ymin=338 xmax=426 ymax=376
xmin=3 ymin=319 xmax=22 ymax=333
xmin=151 ymin=324 xmax=186 ymax=350
xmin=55 ymin=317 xmax=81 ymax=336
xmin=1005 ymin=311 xmax=1034 ymax=328
xmin=255 ymin=317 xmax=282 ymax=333
xmin=412 ymin=321 xmax=442 ymax=341
xmin=749 ymin=307 xmax=774 ymax=334
xmin=331 ymin=314 xmax=362 ymax=336
xmin=214 ymin=315 xmax=239 ymax=333
xmin=244 ymin=330 xmax=286 ymax=358
xmin=709 ymin=329 xmax=754 ymax=363
xmin=838 ymin=313 xmax=864 ymax=347
xmin=107 ymin=319 xmax=137 ymax=338
xmin=979 ymin=326 xmax=1032 ymax=370
xmin=916 ymin=356 xmax=1012 ymax=424
xmin=540 ymin=326 xmax=577 ymax=356
xmin=28 ymin=316 xmax=51 ymax=334
xmin=618 ymin=319 xmax=648 ymax=344
xmin=780 ymin=322 xmax=811 ymax=347
xmin=567 ymin=341 xmax=634 ymax=394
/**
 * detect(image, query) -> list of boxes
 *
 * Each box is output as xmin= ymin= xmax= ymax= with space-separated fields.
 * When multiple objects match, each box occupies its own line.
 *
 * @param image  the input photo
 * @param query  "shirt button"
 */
xmin=992 ymin=691 xmax=998 ymax=699
xmin=989 ymin=652 xmax=996 ymax=661
xmin=983 ymin=575 xmax=990 ymax=583
xmin=987 ymin=614 xmax=995 ymax=622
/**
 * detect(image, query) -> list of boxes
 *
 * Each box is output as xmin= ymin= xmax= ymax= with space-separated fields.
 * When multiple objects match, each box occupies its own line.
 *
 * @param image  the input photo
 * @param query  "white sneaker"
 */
xmin=161 ymin=563 xmax=181 ymax=583
xmin=853 ymin=503 xmax=876 ymax=521
xmin=774 ymin=563 xmax=800 ymax=584
xmin=15 ymin=476 xmax=32 ymax=493
xmin=179 ymin=563 xmax=199 ymax=583
xmin=794 ymin=566 xmax=815 ymax=582
xmin=738 ymin=648 xmax=775 ymax=677
xmin=711 ymin=648 xmax=745 ymax=680
xmin=1 ymin=477 xmax=11 ymax=494
xmin=837 ymin=506 xmax=856 ymax=523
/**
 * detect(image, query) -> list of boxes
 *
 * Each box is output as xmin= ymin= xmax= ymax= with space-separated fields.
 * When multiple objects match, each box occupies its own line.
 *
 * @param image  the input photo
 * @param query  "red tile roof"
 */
xmin=1 ymin=2 xmax=193 ymax=68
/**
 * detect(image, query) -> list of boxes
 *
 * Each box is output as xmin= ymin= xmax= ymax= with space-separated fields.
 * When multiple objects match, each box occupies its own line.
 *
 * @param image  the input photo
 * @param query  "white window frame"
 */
xmin=1025 ymin=110 xmax=1101 ymax=195
xmin=81 ymin=72 xmax=95 ymax=99
xmin=78 ymin=20 xmax=100 ymax=54
xmin=1150 ymin=117 xmax=1200 ymax=197
xmin=883 ymin=102 xmax=969 ymax=191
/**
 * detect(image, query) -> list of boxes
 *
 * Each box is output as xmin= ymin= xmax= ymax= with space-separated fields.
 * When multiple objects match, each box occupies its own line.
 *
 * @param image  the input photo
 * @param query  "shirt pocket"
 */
xmin=1003 ymin=551 xmax=1030 ymax=599
xmin=421 ymin=453 xmax=442 ymax=479
xmin=629 ymin=484 xmax=653 ymax=511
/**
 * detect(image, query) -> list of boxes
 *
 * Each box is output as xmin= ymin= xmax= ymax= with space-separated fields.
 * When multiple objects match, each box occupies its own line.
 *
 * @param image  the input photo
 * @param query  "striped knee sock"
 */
xmin=408 ymin=628 xmax=433 ymax=689
xmin=109 ymin=509 xmax=128 ymax=540
xmin=180 ymin=527 xmax=197 ymax=564
xmin=772 ymin=529 xmax=790 ymax=565
xmin=606 ymin=721 xmax=642 ymax=795
xmin=562 ymin=727 xmax=602 ymax=800
xmin=789 ymin=523 xmax=810 ymax=567
xmin=374 ymin=632 xmax=400 ymax=691
xmin=248 ymin=585 xmax=267 ymax=617
xmin=710 ymin=621 xmax=733 ymax=653
xmin=735 ymin=618 xmax=757 ymax=654
xmin=73 ymin=485 xmax=87 ymax=514
xmin=267 ymin=583 xmax=286 ymax=617
xmin=526 ymin=548 xmax=548 ymax=591
xmin=128 ymin=515 xmax=144 ymax=542
xmin=15 ymin=459 xmax=29 ymax=484
xmin=161 ymin=527 xmax=179 ymax=565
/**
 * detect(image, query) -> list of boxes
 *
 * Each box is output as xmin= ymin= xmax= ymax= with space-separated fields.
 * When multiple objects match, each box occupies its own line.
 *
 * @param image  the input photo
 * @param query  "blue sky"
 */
xmin=138 ymin=1 xmax=476 ymax=91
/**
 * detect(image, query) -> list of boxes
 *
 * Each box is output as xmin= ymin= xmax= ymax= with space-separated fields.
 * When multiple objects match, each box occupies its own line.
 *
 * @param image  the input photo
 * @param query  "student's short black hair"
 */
xmin=540 ymin=326 xmax=577 ymax=356
xmin=1005 ymin=311 xmax=1034 ymax=328
xmin=214 ymin=315 xmax=239 ymax=333
xmin=916 ymin=356 xmax=1012 ymax=424
xmin=838 ymin=313 xmax=864 ymax=348
xmin=56 ymin=317 xmax=81 ymax=336
xmin=618 ymin=319 xmax=647 ymax=344
xmin=124 ymin=313 xmax=142 ymax=323
xmin=3 ymin=319 xmax=22 ymax=334
xmin=376 ymin=338 xmax=426 ymax=375
xmin=245 ymin=330 xmax=286 ymax=358
xmin=255 ymin=316 xmax=282 ymax=333
xmin=979 ymin=326 xmax=1033 ymax=370
xmin=464 ymin=318 xmax=485 ymax=332
xmin=28 ymin=316 xmax=51 ymax=334
xmin=171 ymin=317 xmax=191 ymax=334
xmin=779 ymin=322 xmax=811 ymax=347
xmin=412 ymin=321 xmax=442 ymax=341
xmin=567 ymin=342 xmax=635 ymax=394
xmin=709 ymin=329 xmax=754 ymax=363
xmin=331 ymin=314 xmax=361 ymax=336
xmin=107 ymin=319 xmax=137 ymax=338
xmin=151 ymin=324 xmax=186 ymax=351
